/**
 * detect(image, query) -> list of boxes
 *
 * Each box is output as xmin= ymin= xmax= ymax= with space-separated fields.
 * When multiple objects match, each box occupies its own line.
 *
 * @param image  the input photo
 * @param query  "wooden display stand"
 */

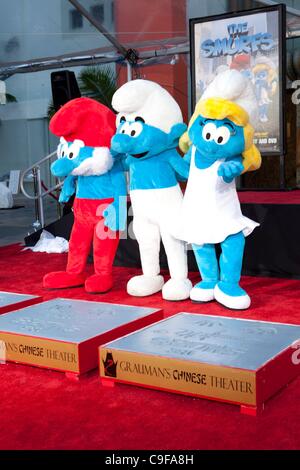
xmin=0 ymin=291 xmax=42 ymax=315
xmin=0 ymin=298 xmax=163 ymax=377
xmin=100 ymin=313 xmax=300 ymax=415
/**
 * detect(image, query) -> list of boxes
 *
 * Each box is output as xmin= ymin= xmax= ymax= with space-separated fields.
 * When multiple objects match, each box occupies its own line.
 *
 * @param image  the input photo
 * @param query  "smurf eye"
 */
xmin=57 ymin=143 xmax=68 ymax=159
xmin=214 ymin=126 xmax=230 ymax=145
xmin=202 ymin=123 xmax=216 ymax=142
xmin=67 ymin=140 xmax=83 ymax=160
xmin=135 ymin=116 xmax=145 ymax=123
xmin=67 ymin=149 xmax=78 ymax=160
xmin=117 ymin=114 xmax=128 ymax=127
xmin=129 ymin=122 xmax=143 ymax=138
xmin=119 ymin=121 xmax=131 ymax=135
xmin=57 ymin=137 xmax=68 ymax=158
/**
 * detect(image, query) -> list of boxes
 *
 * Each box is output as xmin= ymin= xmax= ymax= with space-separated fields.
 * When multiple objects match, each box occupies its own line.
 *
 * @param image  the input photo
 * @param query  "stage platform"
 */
xmin=238 ymin=189 xmax=300 ymax=205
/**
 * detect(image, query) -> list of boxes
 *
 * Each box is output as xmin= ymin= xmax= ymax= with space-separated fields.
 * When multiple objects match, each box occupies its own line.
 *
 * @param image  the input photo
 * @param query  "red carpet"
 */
xmin=238 ymin=189 xmax=300 ymax=204
xmin=0 ymin=244 xmax=300 ymax=450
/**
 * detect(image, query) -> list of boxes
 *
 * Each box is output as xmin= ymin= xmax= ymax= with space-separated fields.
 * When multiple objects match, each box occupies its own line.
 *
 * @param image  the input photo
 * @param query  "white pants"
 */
xmin=130 ymin=185 xmax=188 ymax=280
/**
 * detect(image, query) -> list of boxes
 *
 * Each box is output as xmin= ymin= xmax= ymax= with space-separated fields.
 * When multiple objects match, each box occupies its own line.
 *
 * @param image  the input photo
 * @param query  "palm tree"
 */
xmin=79 ymin=66 xmax=116 ymax=108
xmin=47 ymin=65 xmax=117 ymax=119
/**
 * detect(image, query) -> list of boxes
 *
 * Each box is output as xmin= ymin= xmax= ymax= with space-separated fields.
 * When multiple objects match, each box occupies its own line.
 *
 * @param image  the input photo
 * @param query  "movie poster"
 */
xmin=190 ymin=7 xmax=284 ymax=155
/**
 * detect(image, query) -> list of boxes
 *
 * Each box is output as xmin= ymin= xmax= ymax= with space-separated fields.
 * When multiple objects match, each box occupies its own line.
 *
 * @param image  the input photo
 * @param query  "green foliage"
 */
xmin=47 ymin=66 xmax=117 ymax=119
xmin=47 ymin=101 xmax=56 ymax=120
xmin=79 ymin=66 xmax=117 ymax=109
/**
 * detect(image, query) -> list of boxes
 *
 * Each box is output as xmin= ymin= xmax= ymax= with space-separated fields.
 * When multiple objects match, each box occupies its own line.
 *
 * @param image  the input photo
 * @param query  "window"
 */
xmin=70 ymin=9 xmax=83 ymax=29
xmin=111 ymin=2 xmax=114 ymax=23
xmin=90 ymin=4 xmax=104 ymax=23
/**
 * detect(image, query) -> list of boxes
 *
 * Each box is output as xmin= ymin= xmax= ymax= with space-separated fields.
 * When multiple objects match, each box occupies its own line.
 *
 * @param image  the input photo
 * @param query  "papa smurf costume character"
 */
xmin=177 ymin=70 xmax=261 ymax=310
xmin=111 ymin=79 xmax=192 ymax=301
xmin=43 ymin=97 xmax=126 ymax=294
xmin=230 ymin=54 xmax=252 ymax=81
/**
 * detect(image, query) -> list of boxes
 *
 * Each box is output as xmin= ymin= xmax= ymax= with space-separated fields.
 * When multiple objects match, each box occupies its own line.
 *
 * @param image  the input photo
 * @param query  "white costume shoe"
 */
xmin=214 ymin=284 xmax=251 ymax=310
xmin=127 ymin=275 xmax=164 ymax=297
xmin=162 ymin=278 xmax=192 ymax=301
xmin=190 ymin=286 xmax=215 ymax=302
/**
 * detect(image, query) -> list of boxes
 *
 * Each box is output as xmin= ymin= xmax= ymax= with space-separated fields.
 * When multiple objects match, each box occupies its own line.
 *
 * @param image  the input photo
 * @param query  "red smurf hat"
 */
xmin=49 ymin=97 xmax=116 ymax=148
xmin=230 ymin=54 xmax=251 ymax=71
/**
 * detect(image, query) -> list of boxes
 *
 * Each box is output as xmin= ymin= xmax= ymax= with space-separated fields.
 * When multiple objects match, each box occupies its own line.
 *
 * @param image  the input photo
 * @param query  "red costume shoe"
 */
xmin=43 ymin=271 xmax=86 ymax=289
xmin=85 ymin=274 xmax=113 ymax=294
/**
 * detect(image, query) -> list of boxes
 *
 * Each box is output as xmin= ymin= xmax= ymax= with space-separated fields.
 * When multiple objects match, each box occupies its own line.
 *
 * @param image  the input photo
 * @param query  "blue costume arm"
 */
xmin=59 ymin=175 xmax=77 ymax=203
xmin=168 ymin=151 xmax=190 ymax=182
xmin=218 ymin=155 xmax=244 ymax=183
xmin=183 ymin=146 xmax=193 ymax=165
xmin=103 ymin=159 xmax=127 ymax=232
xmin=121 ymin=155 xmax=129 ymax=171
xmin=111 ymin=150 xmax=129 ymax=171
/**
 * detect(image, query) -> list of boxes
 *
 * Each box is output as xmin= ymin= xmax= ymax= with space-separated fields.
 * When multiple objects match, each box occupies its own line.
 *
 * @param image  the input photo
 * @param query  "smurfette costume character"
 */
xmin=43 ymin=97 xmax=126 ymax=294
xmin=111 ymin=79 xmax=192 ymax=301
xmin=177 ymin=70 xmax=261 ymax=310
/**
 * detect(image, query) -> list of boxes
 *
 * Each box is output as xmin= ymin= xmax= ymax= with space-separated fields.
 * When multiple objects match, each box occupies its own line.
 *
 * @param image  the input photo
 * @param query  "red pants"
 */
xmin=67 ymin=198 xmax=119 ymax=276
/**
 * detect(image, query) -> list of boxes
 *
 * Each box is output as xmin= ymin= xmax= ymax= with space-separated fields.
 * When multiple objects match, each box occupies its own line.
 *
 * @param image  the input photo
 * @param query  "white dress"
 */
xmin=173 ymin=146 xmax=259 ymax=246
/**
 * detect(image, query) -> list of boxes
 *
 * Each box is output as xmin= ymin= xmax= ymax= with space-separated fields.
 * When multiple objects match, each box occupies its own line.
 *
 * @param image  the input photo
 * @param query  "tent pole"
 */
xmin=127 ymin=62 xmax=132 ymax=81
xmin=68 ymin=0 xmax=127 ymax=57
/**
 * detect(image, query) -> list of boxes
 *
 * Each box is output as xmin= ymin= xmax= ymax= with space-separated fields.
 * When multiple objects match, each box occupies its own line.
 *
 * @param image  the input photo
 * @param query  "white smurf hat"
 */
xmin=201 ymin=69 xmax=258 ymax=125
xmin=112 ymin=79 xmax=183 ymax=133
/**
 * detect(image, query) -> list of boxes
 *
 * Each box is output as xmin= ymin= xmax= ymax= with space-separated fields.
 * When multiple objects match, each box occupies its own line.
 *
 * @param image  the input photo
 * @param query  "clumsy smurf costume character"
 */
xmin=178 ymin=70 xmax=261 ymax=310
xmin=111 ymin=79 xmax=192 ymax=300
xmin=43 ymin=97 xmax=126 ymax=294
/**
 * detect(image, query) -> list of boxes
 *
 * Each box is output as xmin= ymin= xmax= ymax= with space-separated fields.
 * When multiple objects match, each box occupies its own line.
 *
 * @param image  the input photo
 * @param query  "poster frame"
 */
xmin=189 ymin=3 xmax=286 ymax=164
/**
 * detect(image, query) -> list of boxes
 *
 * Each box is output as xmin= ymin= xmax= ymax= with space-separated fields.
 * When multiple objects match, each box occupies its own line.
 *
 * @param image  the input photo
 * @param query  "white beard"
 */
xmin=71 ymin=147 xmax=113 ymax=176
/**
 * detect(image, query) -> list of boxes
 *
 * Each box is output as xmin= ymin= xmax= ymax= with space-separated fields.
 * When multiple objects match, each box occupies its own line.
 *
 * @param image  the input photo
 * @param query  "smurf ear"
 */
xmin=167 ymin=123 xmax=187 ymax=146
xmin=73 ymin=139 xmax=85 ymax=148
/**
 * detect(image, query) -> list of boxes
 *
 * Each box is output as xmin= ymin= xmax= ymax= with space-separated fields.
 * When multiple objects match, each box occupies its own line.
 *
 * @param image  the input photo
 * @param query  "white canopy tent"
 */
xmin=1 ymin=0 xmax=299 ymax=80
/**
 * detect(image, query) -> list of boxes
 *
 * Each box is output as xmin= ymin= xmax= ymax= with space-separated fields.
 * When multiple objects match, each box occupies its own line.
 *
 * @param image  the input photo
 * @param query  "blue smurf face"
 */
xmin=111 ymin=116 xmax=186 ymax=160
xmin=241 ymin=69 xmax=252 ymax=80
xmin=51 ymin=139 xmax=93 ymax=177
xmin=188 ymin=115 xmax=245 ymax=161
xmin=255 ymin=70 xmax=268 ymax=81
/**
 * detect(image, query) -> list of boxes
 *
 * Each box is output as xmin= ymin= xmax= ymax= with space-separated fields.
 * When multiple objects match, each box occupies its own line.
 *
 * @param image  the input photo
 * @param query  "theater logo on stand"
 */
xmin=103 ymin=351 xmax=118 ymax=378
